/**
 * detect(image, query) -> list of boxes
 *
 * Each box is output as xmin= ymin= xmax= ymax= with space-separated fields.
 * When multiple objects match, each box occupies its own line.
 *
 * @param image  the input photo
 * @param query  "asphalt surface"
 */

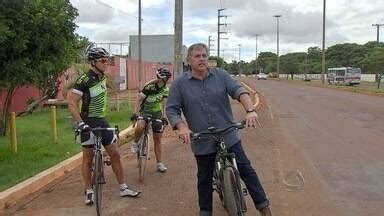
xmin=5 ymin=78 xmax=384 ymax=215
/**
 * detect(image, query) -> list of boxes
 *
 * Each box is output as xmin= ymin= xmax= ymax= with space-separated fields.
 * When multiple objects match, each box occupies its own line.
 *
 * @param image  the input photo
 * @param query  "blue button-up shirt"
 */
xmin=166 ymin=67 xmax=248 ymax=155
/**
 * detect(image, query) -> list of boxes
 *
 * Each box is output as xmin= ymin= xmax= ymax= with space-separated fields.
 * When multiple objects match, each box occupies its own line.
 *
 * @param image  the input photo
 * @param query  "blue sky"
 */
xmin=70 ymin=0 xmax=384 ymax=62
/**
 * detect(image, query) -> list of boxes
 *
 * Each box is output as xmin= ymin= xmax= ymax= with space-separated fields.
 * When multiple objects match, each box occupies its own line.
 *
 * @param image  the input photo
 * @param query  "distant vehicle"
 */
xmin=257 ymin=73 xmax=268 ymax=80
xmin=327 ymin=67 xmax=361 ymax=85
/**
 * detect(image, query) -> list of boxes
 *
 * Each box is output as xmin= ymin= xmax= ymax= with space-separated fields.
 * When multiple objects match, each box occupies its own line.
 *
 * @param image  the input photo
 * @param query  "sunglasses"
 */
xmin=96 ymin=58 xmax=109 ymax=64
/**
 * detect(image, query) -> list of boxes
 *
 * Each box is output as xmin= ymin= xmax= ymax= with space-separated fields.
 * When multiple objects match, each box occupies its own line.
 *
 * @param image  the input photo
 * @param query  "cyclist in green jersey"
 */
xmin=131 ymin=68 xmax=171 ymax=172
xmin=68 ymin=47 xmax=140 ymax=205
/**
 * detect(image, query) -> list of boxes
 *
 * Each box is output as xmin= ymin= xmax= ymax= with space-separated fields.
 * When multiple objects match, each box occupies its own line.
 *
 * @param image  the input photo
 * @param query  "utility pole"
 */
xmin=255 ymin=34 xmax=260 ymax=74
xmin=217 ymin=8 xmax=228 ymax=58
xmin=238 ymin=44 xmax=241 ymax=74
xmin=175 ymin=0 xmax=183 ymax=75
xmin=208 ymin=36 xmax=215 ymax=57
xmin=321 ymin=0 xmax=326 ymax=84
xmin=372 ymin=24 xmax=384 ymax=43
xmin=138 ymin=0 xmax=142 ymax=90
xmin=274 ymin=15 xmax=282 ymax=77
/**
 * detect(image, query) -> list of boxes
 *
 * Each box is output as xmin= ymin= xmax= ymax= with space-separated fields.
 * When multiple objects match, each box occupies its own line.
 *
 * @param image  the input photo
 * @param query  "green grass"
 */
xmin=0 ymin=102 xmax=133 ymax=192
xmin=277 ymin=79 xmax=384 ymax=96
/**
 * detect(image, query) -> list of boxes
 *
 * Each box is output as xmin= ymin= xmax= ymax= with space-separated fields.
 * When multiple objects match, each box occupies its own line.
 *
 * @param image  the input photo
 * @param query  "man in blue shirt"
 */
xmin=166 ymin=43 xmax=271 ymax=216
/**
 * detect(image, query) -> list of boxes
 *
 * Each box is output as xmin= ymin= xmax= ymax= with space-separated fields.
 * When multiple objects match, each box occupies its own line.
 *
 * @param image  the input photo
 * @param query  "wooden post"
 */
xmin=116 ymin=92 xmax=120 ymax=112
xmin=50 ymin=106 xmax=57 ymax=143
xmin=9 ymin=112 xmax=17 ymax=153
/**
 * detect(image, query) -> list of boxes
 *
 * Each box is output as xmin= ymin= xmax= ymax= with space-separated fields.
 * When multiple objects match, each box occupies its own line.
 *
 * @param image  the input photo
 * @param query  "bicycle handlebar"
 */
xmin=191 ymin=121 xmax=246 ymax=140
xmin=75 ymin=126 xmax=119 ymax=135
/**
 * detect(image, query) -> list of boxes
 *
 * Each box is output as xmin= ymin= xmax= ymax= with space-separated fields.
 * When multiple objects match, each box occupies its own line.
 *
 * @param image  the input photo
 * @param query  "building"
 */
xmin=129 ymin=34 xmax=187 ymax=65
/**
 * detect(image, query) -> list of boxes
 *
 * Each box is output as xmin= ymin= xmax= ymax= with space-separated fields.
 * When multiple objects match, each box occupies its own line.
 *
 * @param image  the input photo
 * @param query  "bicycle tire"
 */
xmin=138 ymin=134 xmax=149 ymax=182
xmin=94 ymin=152 xmax=103 ymax=216
xmin=222 ymin=166 xmax=243 ymax=216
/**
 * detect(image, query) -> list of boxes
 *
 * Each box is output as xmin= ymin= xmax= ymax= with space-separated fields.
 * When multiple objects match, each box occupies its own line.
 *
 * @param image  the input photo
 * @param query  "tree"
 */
xmin=0 ymin=0 xmax=80 ymax=135
xmin=257 ymin=52 xmax=277 ymax=74
xmin=208 ymin=56 xmax=226 ymax=68
xmin=363 ymin=47 xmax=384 ymax=88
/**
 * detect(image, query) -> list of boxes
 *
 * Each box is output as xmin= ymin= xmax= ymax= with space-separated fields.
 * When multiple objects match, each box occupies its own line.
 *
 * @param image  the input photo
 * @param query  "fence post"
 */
xmin=50 ymin=106 xmax=57 ymax=143
xmin=9 ymin=112 xmax=17 ymax=153
xmin=116 ymin=92 xmax=120 ymax=112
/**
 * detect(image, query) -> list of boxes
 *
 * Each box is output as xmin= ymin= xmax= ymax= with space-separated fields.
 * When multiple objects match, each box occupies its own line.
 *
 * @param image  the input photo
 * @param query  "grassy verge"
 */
xmin=275 ymin=79 xmax=384 ymax=96
xmin=0 ymin=102 xmax=133 ymax=192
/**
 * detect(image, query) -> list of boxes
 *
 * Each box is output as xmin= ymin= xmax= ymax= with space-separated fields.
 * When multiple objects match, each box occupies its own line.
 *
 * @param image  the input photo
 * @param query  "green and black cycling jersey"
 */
xmin=72 ymin=70 xmax=107 ymax=118
xmin=140 ymin=79 xmax=169 ymax=114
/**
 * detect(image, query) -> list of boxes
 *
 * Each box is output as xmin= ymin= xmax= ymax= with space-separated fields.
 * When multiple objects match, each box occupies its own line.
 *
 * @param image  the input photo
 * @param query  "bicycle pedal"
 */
xmin=242 ymin=188 xmax=248 ymax=196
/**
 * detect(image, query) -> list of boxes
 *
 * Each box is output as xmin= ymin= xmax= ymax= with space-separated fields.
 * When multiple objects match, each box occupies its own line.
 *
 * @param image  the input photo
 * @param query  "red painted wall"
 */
xmin=0 ymin=57 xmax=174 ymax=114
xmin=0 ymin=86 xmax=40 ymax=114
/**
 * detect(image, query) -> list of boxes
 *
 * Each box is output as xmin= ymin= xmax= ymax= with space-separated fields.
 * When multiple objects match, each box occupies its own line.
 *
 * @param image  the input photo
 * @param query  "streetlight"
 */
xmin=273 ymin=15 xmax=282 ymax=77
xmin=255 ymin=34 xmax=260 ymax=74
xmin=321 ymin=0 xmax=326 ymax=84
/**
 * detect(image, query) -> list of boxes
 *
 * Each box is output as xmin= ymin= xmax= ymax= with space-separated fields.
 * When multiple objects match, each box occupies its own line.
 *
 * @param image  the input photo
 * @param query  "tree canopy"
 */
xmin=0 ymin=0 xmax=81 ymax=135
xmin=222 ymin=42 xmax=384 ymax=75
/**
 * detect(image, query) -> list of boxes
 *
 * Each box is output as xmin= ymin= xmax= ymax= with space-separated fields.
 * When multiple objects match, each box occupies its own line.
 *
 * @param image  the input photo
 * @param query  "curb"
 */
xmin=0 ymin=81 xmax=258 ymax=212
xmin=0 ymin=126 xmax=135 ymax=211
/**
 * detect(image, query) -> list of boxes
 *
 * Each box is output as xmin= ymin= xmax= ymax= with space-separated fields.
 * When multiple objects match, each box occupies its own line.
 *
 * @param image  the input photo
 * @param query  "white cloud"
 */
xmin=70 ymin=0 xmax=384 ymax=62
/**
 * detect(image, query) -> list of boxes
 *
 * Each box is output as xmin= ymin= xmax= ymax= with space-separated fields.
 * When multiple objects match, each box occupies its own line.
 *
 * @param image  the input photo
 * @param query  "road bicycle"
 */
xmin=191 ymin=122 xmax=247 ymax=216
xmin=76 ymin=126 xmax=119 ymax=216
xmin=133 ymin=114 xmax=166 ymax=182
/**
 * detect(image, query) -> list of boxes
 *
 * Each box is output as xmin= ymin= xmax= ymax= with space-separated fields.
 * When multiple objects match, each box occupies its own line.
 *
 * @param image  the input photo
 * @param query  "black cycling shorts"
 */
xmin=80 ymin=117 xmax=117 ymax=148
xmin=139 ymin=112 xmax=164 ymax=133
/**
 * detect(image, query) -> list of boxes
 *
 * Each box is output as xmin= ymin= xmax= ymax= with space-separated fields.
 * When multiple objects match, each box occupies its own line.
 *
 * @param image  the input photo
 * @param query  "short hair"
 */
xmin=187 ymin=43 xmax=208 ymax=59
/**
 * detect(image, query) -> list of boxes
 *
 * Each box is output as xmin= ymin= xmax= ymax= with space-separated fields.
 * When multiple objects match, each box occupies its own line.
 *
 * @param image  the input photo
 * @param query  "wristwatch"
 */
xmin=246 ymin=108 xmax=255 ymax=113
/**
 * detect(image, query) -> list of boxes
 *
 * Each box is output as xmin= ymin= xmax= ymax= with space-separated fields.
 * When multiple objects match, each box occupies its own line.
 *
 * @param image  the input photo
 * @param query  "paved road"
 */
xmin=242 ymin=78 xmax=384 ymax=216
xmin=6 ymin=78 xmax=383 ymax=216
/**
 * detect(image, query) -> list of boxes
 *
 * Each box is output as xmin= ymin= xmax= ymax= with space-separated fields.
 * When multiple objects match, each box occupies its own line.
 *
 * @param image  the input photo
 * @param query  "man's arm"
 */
xmin=135 ymin=93 xmax=145 ymax=113
xmin=239 ymin=93 xmax=260 ymax=128
xmin=165 ymin=81 xmax=192 ymax=144
xmin=67 ymin=91 xmax=83 ymax=124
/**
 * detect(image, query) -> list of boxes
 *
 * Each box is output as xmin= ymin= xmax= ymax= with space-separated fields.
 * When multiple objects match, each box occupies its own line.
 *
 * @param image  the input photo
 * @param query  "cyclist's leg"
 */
xmin=228 ymin=141 xmax=270 ymax=212
xmin=100 ymin=118 xmax=140 ymax=197
xmin=152 ymin=117 xmax=167 ymax=171
xmin=82 ymin=147 xmax=94 ymax=189
xmin=194 ymin=152 xmax=216 ymax=215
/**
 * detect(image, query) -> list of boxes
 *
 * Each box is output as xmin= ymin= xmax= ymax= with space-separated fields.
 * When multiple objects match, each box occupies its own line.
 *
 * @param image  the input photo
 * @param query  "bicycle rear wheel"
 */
xmin=93 ymin=152 xmax=104 ymax=216
xmin=222 ymin=166 xmax=243 ymax=216
xmin=138 ymin=134 xmax=149 ymax=183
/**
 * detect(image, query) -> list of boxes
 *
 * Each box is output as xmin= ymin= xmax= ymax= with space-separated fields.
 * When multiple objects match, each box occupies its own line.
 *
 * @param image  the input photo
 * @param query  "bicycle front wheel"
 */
xmin=93 ymin=152 xmax=104 ymax=216
xmin=222 ymin=166 xmax=243 ymax=216
xmin=138 ymin=134 xmax=149 ymax=183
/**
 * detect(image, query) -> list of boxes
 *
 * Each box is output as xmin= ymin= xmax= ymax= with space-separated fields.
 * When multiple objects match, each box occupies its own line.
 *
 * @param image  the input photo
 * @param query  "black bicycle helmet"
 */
xmin=156 ymin=68 xmax=172 ymax=80
xmin=87 ymin=47 xmax=110 ymax=61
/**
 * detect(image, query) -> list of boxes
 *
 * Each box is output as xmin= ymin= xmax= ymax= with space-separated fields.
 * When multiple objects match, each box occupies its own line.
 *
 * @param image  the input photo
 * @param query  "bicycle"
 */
xmin=133 ymin=114 xmax=167 ymax=183
xmin=191 ymin=121 xmax=247 ymax=216
xmin=76 ymin=126 xmax=119 ymax=216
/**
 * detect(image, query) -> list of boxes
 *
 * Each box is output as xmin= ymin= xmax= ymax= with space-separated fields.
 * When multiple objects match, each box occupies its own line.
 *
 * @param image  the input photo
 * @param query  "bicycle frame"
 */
xmin=135 ymin=115 xmax=153 ymax=183
xmin=75 ymin=126 xmax=119 ymax=216
xmin=192 ymin=122 xmax=247 ymax=216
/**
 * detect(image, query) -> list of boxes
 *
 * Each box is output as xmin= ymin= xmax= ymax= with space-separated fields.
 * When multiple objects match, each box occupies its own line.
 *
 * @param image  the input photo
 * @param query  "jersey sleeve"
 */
xmin=72 ymin=74 xmax=88 ymax=96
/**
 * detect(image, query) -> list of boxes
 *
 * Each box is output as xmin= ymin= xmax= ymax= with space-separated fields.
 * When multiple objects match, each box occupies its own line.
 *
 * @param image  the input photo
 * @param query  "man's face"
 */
xmin=188 ymin=47 xmax=208 ymax=73
xmin=94 ymin=58 xmax=109 ymax=72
